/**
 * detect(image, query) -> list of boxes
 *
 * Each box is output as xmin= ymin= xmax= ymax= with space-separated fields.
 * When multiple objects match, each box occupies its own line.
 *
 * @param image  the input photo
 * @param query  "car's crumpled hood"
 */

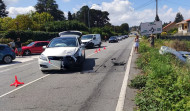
xmin=42 ymin=47 xmax=78 ymax=56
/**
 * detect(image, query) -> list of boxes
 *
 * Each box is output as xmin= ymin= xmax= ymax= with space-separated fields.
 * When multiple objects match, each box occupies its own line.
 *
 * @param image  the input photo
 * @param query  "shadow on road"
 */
xmin=42 ymin=58 xmax=97 ymax=74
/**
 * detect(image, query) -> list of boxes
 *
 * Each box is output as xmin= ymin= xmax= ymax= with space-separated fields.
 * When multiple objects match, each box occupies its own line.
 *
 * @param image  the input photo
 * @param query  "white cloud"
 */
xmin=8 ymin=6 xmax=36 ymax=18
xmin=3 ymin=0 xmax=19 ymax=6
xmin=91 ymin=0 xmax=190 ymax=26
xmin=63 ymin=0 xmax=70 ymax=2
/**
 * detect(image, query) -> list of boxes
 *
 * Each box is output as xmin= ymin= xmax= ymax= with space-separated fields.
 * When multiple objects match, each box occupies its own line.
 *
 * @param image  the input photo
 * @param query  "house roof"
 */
xmin=163 ymin=22 xmax=176 ymax=30
xmin=176 ymin=18 xmax=190 ymax=25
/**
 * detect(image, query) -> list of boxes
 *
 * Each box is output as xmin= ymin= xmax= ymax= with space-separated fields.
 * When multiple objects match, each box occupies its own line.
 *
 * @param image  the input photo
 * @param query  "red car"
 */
xmin=15 ymin=41 xmax=49 ymax=56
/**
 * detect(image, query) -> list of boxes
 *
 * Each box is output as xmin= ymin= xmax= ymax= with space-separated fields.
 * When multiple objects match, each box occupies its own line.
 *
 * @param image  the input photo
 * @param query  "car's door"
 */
xmin=31 ymin=42 xmax=42 ymax=53
xmin=0 ymin=46 xmax=5 ymax=60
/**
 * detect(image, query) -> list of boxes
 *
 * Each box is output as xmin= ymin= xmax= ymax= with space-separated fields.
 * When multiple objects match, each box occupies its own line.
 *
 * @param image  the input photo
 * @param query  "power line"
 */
xmin=164 ymin=0 xmax=190 ymax=7
xmin=134 ymin=0 xmax=155 ymax=10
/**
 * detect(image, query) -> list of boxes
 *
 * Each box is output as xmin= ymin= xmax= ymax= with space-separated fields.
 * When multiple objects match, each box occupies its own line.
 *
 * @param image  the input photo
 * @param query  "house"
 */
xmin=176 ymin=19 xmax=190 ymax=35
xmin=163 ymin=22 xmax=177 ymax=32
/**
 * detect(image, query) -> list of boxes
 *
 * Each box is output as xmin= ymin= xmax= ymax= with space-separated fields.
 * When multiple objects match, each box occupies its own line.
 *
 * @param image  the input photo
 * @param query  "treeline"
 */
xmin=0 ymin=0 xmax=130 ymax=42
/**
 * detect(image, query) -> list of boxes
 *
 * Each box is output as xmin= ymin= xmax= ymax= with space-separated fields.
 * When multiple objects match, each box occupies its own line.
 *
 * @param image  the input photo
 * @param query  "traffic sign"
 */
xmin=140 ymin=21 xmax=162 ymax=35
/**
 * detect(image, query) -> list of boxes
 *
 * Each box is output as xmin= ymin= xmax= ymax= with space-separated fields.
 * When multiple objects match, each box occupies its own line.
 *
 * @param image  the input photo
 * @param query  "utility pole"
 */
xmin=156 ymin=0 xmax=158 ymax=16
xmin=155 ymin=0 xmax=160 ymax=21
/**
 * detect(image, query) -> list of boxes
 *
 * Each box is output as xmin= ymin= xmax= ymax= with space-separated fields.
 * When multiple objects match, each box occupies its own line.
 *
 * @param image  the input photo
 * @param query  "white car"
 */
xmin=38 ymin=35 xmax=85 ymax=72
xmin=81 ymin=34 xmax=101 ymax=48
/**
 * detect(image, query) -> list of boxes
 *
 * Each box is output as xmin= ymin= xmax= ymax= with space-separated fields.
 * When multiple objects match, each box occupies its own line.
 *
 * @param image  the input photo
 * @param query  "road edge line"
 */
xmin=115 ymin=45 xmax=134 ymax=111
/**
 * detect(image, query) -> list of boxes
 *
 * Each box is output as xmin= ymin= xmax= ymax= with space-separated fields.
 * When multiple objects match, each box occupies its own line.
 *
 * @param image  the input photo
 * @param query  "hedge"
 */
xmin=0 ymin=30 xmax=59 ymax=43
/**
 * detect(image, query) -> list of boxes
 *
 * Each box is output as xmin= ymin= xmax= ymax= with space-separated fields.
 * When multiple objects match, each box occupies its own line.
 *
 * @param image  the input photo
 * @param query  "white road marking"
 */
xmin=0 ymin=74 xmax=49 ymax=98
xmin=0 ymin=61 xmax=36 ymax=73
xmin=115 ymin=46 xmax=134 ymax=111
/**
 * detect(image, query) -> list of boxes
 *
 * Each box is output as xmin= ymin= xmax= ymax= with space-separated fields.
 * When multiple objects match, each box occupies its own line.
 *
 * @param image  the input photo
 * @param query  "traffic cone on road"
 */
xmin=95 ymin=49 xmax=98 ymax=53
xmin=10 ymin=75 xmax=24 ymax=87
xmin=98 ymin=48 xmax=101 ymax=52
xmin=104 ymin=47 xmax=106 ymax=50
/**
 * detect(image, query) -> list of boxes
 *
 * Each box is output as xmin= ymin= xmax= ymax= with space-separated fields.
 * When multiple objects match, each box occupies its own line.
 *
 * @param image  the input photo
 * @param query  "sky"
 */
xmin=3 ymin=0 xmax=190 ymax=27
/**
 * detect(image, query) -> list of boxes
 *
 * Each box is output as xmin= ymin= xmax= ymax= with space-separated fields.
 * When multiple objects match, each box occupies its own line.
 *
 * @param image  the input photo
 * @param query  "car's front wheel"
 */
xmin=3 ymin=55 xmax=12 ymax=64
xmin=24 ymin=50 xmax=31 ymax=56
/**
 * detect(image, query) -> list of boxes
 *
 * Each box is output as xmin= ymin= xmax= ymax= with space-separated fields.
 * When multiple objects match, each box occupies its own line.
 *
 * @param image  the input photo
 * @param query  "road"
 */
xmin=0 ymin=37 xmax=134 ymax=111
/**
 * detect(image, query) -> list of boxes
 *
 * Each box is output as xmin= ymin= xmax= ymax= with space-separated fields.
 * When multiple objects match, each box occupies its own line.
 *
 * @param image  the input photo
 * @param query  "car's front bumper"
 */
xmin=38 ymin=56 xmax=78 ymax=71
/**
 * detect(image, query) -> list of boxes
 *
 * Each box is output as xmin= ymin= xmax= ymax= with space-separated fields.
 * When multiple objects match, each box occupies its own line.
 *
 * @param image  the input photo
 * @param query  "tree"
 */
xmin=0 ymin=0 xmax=8 ymax=18
xmin=35 ymin=0 xmax=65 ymax=21
xmin=120 ymin=23 xmax=129 ymax=33
xmin=30 ymin=12 xmax=54 ymax=31
xmin=14 ymin=14 xmax=33 ymax=30
xmin=75 ymin=6 xmax=110 ymax=28
xmin=0 ymin=17 xmax=14 ymax=31
xmin=68 ymin=11 xmax=72 ymax=20
xmin=175 ymin=12 xmax=184 ymax=23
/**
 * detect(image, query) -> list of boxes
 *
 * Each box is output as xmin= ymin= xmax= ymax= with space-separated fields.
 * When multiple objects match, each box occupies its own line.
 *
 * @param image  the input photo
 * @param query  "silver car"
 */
xmin=38 ymin=35 xmax=85 ymax=72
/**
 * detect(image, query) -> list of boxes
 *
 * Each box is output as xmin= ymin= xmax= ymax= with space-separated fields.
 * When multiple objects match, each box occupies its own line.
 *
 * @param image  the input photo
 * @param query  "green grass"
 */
xmin=132 ymin=39 xmax=190 ymax=111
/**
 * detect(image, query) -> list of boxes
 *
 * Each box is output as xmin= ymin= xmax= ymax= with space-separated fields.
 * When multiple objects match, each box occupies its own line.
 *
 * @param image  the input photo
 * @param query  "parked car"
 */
xmin=117 ymin=36 xmax=123 ymax=41
xmin=81 ymin=34 xmax=101 ymax=48
xmin=38 ymin=31 xmax=85 ymax=72
xmin=0 ymin=44 xmax=16 ymax=63
xmin=15 ymin=41 xmax=49 ymax=56
xmin=109 ymin=36 xmax=118 ymax=43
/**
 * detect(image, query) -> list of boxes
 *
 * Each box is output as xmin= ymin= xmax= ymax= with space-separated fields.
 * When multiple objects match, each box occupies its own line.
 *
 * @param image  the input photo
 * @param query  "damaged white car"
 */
xmin=38 ymin=34 xmax=85 ymax=72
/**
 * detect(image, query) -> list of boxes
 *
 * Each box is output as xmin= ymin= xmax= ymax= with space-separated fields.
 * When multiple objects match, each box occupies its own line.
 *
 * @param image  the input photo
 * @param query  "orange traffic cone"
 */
xmin=95 ymin=49 xmax=98 ymax=53
xmin=104 ymin=47 xmax=106 ymax=50
xmin=98 ymin=48 xmax=101 ymax=51
xmin=10 ymin=75 xmax=24 ymax=87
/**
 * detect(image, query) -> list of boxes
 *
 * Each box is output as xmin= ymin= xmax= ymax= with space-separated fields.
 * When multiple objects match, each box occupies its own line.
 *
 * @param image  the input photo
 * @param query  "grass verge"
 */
xmin=131 ymin=39 xmax=190 ymax=110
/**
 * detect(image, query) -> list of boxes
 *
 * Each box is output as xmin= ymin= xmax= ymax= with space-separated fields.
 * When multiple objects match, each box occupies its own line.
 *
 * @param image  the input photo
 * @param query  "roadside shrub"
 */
xmin=134 ymin=39 xmax=190 ymax=110
xmin=130 ymin=75 xmax=147 ymax=89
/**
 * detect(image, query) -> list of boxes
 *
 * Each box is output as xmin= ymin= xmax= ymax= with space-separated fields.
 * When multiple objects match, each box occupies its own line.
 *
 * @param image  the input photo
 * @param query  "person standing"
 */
xmin=15 ymin=38 xmax=22 ymax=56
xmin=9 ymin=39 xmax=15 ymax=51
xmin=149 ymin=34 xmax=154 ymax=47
xmin=104 ymin=36 xmax=107 ymax=42
xmin=134 ymin=35 xmax=140 ymax=53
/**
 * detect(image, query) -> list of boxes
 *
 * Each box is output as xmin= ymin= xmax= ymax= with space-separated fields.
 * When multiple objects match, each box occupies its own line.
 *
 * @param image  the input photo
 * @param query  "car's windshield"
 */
xmin=27 ymin=42 xmax=35 ymax=47
xmin=110 ymin=36 xmax=116 ymax=39
xmin=48 ymin=38 xmax=78 ymax=48
xmin=81 ymin=35 xmax=93 ymax=40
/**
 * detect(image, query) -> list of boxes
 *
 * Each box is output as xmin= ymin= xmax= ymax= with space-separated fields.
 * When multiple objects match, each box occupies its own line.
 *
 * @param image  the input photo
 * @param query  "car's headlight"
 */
xmin=40 ymin=54 xmax=48 ymax=61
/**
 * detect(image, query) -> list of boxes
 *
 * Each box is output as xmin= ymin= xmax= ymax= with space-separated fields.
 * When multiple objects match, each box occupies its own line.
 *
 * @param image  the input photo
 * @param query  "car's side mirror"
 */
xmin=43 ymin=46 xmax=47 ymax=49
xmin=81 ymin=44 xmax=85 ymax=48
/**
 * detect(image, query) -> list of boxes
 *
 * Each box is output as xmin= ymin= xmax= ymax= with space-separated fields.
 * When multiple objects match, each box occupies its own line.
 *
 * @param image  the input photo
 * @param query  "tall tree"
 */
xmin=0 ymin=0 xmax=8 ymax=18
xmin=75 ymin=5 xmax=110 ymax=27
xmin=120 ymin=23 xmax=129 ymax=33
xmin=35 ymin=0 xmax=65 ymax=21
xmin=68 ymin=11 xmax=72 ymax=20
xmin=175 ymin=12 xmax=184 ymax=23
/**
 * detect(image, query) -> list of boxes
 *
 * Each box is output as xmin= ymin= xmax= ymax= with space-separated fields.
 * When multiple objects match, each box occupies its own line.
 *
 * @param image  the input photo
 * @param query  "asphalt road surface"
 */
xmin=0 ymin=37 xmax=134 ymax=111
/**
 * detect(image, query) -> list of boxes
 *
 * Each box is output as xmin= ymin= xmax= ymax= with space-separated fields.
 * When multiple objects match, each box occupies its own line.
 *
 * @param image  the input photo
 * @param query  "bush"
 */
xmin=135 ymin=39 xmax=190 ymax=110
xmin=130 ymin=75 xmax=147 ymax=89
xmin=1 ymin=30 xmax=58 ymax=43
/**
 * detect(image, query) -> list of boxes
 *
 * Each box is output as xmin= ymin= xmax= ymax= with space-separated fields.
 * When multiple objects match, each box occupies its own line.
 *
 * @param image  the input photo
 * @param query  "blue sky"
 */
xmin=3 ymin=0 xmax=190 ymax=26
